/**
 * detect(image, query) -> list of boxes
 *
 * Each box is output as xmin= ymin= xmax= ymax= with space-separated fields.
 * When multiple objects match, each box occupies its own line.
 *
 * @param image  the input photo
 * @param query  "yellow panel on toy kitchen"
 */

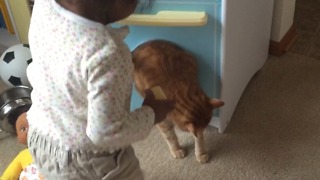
xmin=6 ymin=0 xmax=31 ymax=43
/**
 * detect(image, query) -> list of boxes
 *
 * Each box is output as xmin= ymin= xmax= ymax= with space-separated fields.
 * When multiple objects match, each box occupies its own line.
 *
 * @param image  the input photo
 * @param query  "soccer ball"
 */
xmin=0 ymin=44 xmax=32 ymax=87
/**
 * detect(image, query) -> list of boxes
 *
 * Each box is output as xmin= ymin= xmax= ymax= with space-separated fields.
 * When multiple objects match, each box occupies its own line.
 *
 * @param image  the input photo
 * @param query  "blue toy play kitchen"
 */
xmin=118 ymin=0 xmax=274 ymax=132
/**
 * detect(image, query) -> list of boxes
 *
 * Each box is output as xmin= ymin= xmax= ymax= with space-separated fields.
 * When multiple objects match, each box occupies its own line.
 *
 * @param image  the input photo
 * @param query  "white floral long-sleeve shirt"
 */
xmin=27 ymin=0 xmax=155 ymax=151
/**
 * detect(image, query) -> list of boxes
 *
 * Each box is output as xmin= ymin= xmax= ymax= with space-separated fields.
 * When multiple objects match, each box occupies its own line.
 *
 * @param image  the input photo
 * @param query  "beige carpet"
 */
xmin=0 ymin=45 xmax=7 ymax=54
xmin=131 ymin=53 xmax=320 ymax=180
xmin=1 ymin=52 xmax=320 ymax=179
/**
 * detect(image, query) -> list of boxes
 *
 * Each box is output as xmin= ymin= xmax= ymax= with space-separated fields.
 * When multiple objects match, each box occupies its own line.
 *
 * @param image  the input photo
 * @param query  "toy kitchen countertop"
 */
xmin=117 ymin=0 xmax=274 ymax=133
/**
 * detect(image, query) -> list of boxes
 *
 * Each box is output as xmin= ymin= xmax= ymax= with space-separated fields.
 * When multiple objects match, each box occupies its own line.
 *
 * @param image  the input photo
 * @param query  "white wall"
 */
xmin=271 ymin=0 xmax=296 ymax=42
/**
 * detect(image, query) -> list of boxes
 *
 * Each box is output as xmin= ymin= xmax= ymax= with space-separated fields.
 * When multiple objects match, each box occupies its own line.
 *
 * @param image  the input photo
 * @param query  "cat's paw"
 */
xmin=196 ymin=153 xmax=209 ymax=163
xmin=171 ymin=149 xmax=186 ymax=159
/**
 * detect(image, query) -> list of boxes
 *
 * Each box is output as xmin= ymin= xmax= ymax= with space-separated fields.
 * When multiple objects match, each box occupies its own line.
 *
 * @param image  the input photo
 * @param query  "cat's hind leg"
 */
xmin=194 ymin=129 xmax=209 ymax=163
xmin=157 ymin=120 xmax=186 ymax=159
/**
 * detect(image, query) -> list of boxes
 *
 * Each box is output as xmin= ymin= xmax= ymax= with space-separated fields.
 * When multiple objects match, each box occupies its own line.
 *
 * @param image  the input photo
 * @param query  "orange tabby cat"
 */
xmin=132 ymin=40 xmax=224 ymax=163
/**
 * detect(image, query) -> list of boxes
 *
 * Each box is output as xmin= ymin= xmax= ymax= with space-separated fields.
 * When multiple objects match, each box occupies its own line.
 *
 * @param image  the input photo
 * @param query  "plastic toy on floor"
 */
xmin=0 ymin=112 xmax=44 ymax=180
xmin=0 ymin=86 xmax=32 ymax=134
xmin=0 ymin=44 xmax=33 ymax=88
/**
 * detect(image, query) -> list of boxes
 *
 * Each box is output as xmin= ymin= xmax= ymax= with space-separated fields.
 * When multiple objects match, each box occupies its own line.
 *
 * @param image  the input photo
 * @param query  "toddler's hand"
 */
xmin=142 ymin=89 xmax=175 ymax=124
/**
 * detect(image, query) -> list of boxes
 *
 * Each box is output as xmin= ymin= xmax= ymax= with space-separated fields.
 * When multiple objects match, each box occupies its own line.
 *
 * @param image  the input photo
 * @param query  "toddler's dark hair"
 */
xmin=8 ymin=105 xmax=31 ymax=128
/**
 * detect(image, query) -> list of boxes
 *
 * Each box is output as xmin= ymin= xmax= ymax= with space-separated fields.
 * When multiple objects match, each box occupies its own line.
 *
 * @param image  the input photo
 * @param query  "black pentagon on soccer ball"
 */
xmin=3 ymin=51 xmax=15 ymax=64
xmin=27 ymin=58 xmax=32 ymax=65
xmin=8 ymin=76 xmax=22 ymax=86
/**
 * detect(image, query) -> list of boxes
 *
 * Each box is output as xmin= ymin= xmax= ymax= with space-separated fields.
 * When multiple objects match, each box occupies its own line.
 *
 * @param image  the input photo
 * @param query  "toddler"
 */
xmin=26 ymin=0 xmax=174 ymax=179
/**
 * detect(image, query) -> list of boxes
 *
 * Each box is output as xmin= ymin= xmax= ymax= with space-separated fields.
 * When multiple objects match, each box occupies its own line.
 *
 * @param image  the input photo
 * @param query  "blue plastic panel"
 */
xmin=124 ymin=0 xmax=222 ymax=110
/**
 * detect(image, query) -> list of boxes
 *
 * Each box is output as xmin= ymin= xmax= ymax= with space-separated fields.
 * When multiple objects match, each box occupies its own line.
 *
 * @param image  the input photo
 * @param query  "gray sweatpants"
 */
xmin=28 ymin=128 xmax=144 ymax=180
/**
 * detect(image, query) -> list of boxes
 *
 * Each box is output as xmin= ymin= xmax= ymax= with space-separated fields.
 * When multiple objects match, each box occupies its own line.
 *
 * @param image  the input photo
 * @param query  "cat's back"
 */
xmin=132 ymin=40 xmax=197 ymax=77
